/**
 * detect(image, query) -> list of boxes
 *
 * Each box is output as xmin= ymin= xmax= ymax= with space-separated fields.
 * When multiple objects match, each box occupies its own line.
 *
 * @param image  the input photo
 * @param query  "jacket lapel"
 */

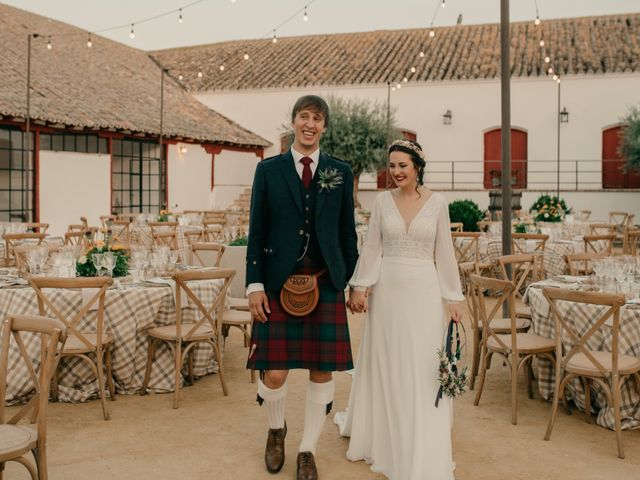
xmin=280 ymin=150 xmax=303 ymax=215
xmin=315 ymin=153 xmax=329 ymax=219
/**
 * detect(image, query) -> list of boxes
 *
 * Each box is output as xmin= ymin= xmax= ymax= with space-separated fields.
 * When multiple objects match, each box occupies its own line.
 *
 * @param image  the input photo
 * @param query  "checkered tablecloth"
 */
xmin=129 ymin=225 xmax=202 ymax=262
xmin=526 ymin=283 xmax=640 ymax=430
xmin=2 ymin=278 xmax=224 ymax=405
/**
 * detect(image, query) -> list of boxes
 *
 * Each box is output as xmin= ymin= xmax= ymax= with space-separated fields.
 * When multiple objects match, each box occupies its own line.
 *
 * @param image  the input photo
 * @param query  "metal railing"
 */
xmin=423 ymin=159 xmax=639 ymax=191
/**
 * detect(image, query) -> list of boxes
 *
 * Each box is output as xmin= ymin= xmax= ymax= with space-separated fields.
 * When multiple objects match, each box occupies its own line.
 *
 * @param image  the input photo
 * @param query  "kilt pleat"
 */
xmin=246 ymin=268 xmax=353 ymax=372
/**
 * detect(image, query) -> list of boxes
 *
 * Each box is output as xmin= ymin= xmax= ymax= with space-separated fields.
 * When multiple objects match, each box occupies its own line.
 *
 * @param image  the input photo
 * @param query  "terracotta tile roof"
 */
xmin=152 ymin=13 xmax=640 ymax=91
xmin=0 ymin=4 xmax=269 ymax=147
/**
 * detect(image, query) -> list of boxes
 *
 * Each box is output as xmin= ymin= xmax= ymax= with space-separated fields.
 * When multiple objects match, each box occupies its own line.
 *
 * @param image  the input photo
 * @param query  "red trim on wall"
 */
xmin=164 ymin=143 xmax=169 ymax=209
xmin=34 ymin=130 xmax=40 ymax=222
xmin=203 ymin=143 xmax=264 ymax=190
xmin=108 ymin=137 xmax=113 ymax=214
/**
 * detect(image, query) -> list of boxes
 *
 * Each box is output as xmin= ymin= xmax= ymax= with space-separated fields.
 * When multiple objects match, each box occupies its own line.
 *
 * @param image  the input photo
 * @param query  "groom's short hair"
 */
xmin=291 ymin=95 xmax=330 ymax=128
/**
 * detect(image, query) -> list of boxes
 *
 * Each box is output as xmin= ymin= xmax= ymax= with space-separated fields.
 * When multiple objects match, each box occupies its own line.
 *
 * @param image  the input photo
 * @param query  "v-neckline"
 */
xmin=388 ymin=190 xmax=435 ymax=235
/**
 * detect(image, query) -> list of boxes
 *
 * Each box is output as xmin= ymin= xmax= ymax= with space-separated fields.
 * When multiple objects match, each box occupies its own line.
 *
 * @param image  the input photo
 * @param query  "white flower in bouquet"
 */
xmin=78 ymin=255 xmax=88 ymax=265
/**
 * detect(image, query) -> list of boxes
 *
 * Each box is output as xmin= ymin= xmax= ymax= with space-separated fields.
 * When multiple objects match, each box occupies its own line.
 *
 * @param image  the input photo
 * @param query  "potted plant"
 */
xmin=529 ymin=194 xmax=571 ymax=223
xmin=448 ymin=199 xmax=485 ymax=232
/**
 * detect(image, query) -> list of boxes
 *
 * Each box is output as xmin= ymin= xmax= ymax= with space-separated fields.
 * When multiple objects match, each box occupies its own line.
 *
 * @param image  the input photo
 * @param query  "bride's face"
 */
xmin=389 ymin=151 xmax=418 ymax=189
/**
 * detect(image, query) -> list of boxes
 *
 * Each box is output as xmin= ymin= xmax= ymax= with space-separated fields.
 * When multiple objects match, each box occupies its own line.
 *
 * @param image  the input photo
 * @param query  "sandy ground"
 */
xmin=5 ymin=303 xmax=640 ymax=480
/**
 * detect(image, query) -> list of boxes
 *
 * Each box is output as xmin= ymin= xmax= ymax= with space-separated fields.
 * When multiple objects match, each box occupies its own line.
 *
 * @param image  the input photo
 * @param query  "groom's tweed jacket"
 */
xmin=245 ymin=149 xmax=359 ymax=292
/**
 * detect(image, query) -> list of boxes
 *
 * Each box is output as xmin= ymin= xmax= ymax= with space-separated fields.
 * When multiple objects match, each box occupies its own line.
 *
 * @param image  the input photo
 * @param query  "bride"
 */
xmin=336 ymin=139 xmax=464 ymax=480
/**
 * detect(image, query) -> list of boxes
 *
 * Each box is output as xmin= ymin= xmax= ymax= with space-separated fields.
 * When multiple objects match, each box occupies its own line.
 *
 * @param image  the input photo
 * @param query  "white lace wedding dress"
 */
xmin=334 ymin=190 xmax=464 ymax=480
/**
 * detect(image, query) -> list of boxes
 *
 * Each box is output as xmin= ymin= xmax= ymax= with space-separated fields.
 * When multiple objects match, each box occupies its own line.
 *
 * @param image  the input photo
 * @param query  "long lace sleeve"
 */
xmin=434 ymin=198 xmax=464 ymax=303
xmin=349 ymin=194 xmax=383 ymax=290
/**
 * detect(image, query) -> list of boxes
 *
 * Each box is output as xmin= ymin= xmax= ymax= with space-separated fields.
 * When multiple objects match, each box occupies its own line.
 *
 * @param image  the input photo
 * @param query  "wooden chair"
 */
xmin=608 ymin=211 xmax=629 ymax=231
xmin=0 ymin=315 xmax=66 ymax=480
xmin=542 ymin=288 xmax=638 ymax=458
xmin=220 ymin=306 xmax=255 ymax=383
xmin=583 ymin=234 xmax=615 ymax=255
xmin=183 ymin=229 xmax=203 ymax=246
xmin=466 ymin=273 xmax=530 ymax=390
xmin=141 ymin=269 xmax=234 ymax=408
xmin=190 ymin=243 xmax=225 ymax=268
xmin=577 ymin=210 xmax=591 ymax=220
xmin=29 ymin=277 xmax=114 ymax=420
xmin=24 ymin=223 xmax=49 ymax=234
xmin=589 ymin=223 xmax=616 ymax=236
xmin=109 ymin=219 xmax=131 ymax=245
xmin=451 ymin=232 xmax=481 ymax=264
xmin=63 ymin=230 xmax=93 ymax=250
xmin=99 ymin=215 xmax=116 ymax=229
xmin=626 ymin=229 xmax=640 ymax=256
xmin=622 ymin=216 xmax=636 ymax=254
xmin=202 ymin=225 xmax=223 ymax=242
xmin=511 ymin=233 xmax=548 ymax=254
xmin=4 ymin=233 xmax=46 ymax=267
xmin=565 ymin=252 xmax=606 ymax=276
xmin=498 ymin=253 xmax=540 ymax=305
xmin=149 ymin=222 xmax=179 ymax=250
xmin=13 ymin=244 xmax=62 ymax=275
xmin=471 ymin=274 xmax=555 ymax=424
xmin=449 ymin=222 xmax=463 ymax=232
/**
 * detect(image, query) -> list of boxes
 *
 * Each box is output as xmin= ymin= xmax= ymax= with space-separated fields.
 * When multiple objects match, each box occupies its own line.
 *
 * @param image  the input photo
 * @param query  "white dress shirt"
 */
xmin=246 ymin=147 xmax=320 ymax=296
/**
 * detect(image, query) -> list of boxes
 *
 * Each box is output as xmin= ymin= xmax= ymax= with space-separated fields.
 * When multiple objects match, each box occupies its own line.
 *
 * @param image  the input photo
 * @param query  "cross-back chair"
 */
xmin=63 ymin=230 xmax=93 ymax=250
xmin=542 ymin=288 xmax=638 ymax=458
xmin=24 ymin=223 xmax=49 ymax=234
xmin=498 ymin=253 xmax=541 ymax=299
xmin=589 ymin=223 xmax=616 ymax=236
xmin=471 ymin=274 xmax=555 ymax=424
xmin=141 ymin=269 xmax=235 ymax=408
xmin=202 ymin=225 xmax=223 ymax=242
xmin=622 ymin=216 xmax=637 ymax=254
xmin=183 ymin=229 xmax=203 ymax=246
xmin=13 ymin=245 xmax=61 ymax=275
xmin=626 ymin=229 xmax=640 ymax=256
xmin=189 ymin=243 xmax=225 ymax=268
xmin=29 ymin=277 xmax=114 ymax=420
xmin=451 ymin=232 xmax=481 ymax=264
xmin=4 ymin=233 xmax=46 ymax=267
xmin=564 ymin=252 xmax=606 ymax=276
xmin=511 ymin=233 xmax=549 ymax=255
xmin=149 ymin=222 xmax=179 ymax=250
xmin=449 ymin=222 xmax=463 ymax=232
xmin=99 ymin=215 xmax=116 ymax=229
xmin=583 ymin=234 xmax=615 ymax=255
xmin=109 ymin=219 xmax=131 ymax=245
xmin=0 ymin=315 xmax=66 ymax=480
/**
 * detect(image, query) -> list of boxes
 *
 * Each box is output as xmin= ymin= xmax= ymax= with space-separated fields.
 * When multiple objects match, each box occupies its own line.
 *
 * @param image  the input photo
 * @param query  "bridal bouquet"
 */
xmin=435 ymin=319 xmax=468 ymax=406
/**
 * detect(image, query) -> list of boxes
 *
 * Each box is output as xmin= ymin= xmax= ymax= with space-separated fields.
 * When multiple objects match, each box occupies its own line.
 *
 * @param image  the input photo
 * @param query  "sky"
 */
xmin=2 ymin=0 xmax=639 ymax=51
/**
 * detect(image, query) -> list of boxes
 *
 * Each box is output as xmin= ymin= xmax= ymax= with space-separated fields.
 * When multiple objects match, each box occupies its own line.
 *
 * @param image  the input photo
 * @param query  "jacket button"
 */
xmin=252 ymin=260 xmax=257 ymax=265
xmin=299 ymin=230 xmax=304 ymax=235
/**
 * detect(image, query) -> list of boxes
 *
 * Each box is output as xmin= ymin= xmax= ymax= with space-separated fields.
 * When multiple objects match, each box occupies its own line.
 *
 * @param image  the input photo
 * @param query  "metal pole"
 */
xmin=159 ymin=68 xmax=166 ymax=212
xmin=556 ymin=80 xmax=561 ymax=197
xmin=386 ymin=81 xmax=392 ymax=189
xmin=26 ymin=33 xmax=37 ymax=222
xmin=500 ymin=0 xmax=512 ymax=316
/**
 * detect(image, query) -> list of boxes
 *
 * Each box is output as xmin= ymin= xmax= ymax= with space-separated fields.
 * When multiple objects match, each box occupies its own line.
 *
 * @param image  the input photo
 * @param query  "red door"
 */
xmin=378 ymin=130 xmax=417 ymax=189
xmin=602 ymin=126 xmax=640 ymax=188
xmin=483 ymin=129 xmax=527 ymax=189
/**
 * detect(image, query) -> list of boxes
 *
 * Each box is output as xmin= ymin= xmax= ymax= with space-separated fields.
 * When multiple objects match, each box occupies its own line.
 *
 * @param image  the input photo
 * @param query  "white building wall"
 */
xmin=167 ymin=143 xmax=212 ymax=211
xmin=211 ymin=149 xmax=262 ymax=209
xmin=39 ymin=151 xmax=110 ymax=237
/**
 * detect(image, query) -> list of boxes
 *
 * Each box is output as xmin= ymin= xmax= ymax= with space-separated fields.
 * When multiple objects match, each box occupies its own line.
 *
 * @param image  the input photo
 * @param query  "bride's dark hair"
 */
xmin=388 ymin=140 xmax=426 ymax=196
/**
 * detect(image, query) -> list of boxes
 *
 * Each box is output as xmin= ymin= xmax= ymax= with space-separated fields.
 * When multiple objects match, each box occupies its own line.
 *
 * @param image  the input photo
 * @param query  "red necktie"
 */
xmin=300 ymin=157 xmax=313 ymax=189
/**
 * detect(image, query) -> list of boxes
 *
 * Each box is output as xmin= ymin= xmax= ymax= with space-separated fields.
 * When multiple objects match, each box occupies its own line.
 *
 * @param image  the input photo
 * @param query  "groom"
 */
xmin=246 ymin=95 xmax=358 ymax=480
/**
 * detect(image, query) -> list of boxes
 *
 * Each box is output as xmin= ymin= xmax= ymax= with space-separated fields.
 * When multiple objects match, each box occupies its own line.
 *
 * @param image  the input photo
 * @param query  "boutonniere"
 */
xmin=317 ymin=168 xmax=343 ymax=193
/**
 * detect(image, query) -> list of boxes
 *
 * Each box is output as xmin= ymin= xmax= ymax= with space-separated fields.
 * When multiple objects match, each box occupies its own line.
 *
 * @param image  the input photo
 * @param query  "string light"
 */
xmin=219 ymin=64 xmax=225 ymax=71
xmin=441 ymin=0 xmax=446 ymax=8
xmin=544 ymin=56 xmax=550 ymax=63
xmin=46 ymin=36 xmax=52 ymax=49
xmin=129 ymin=24 xmax=135 ymax=39
xmin=534 ymin=16 xmax=541 ymax=26
xmin=391 ymin=86 xmax=396 ymax=92
xmin=419 ymin=51 xmax=425 ymax=58
xmin=396 ymin=83 xmax=402 ymax=89
xmin=548 ymin=67 xmax=553 ymax=74
xmin=272 ymin=29 xmax=278 ymax=43
xmin=556 ymin=78 xmax=561 ymax=84
xmin=410 ymin=66 xmax=417 ymax=73
xmin=552 ymin=74 xmax=558 ymax=80
xmin=539 ymin=39 xmax=544 ymax=47
xmin=303 ymin=6 xmax=308 ymax=22
xmin=178 ymin=8 xmax=183 ymax=23
xmin=197 ymin=71 xmax=203 ymax=78
xmin=178 ymin=74 xmax=183 ymax=80
xmin=243 ymin=53 xmax=250 ymax=60
xmin=429 ymin=29 xmax=435 ymax=38
xmin=87 ymin=33 xmax=92 ymax=47
xmin=403 ymin=77 xmax=408 ymax=83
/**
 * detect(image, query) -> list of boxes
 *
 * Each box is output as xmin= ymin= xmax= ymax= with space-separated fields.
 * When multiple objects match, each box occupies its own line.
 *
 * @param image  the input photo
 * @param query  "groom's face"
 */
xmin=291 ymin=108 xmax=326 ymax=154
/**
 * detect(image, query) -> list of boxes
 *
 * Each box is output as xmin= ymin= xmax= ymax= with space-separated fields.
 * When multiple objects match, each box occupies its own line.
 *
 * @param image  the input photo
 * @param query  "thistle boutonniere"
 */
xmin=317 ymin=168 xmax=343 ymax=193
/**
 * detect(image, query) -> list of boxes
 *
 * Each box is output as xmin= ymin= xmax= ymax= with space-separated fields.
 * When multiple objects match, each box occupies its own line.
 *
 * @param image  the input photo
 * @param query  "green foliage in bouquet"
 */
xmin=515 ymin=223 xmax=527 ymax=233
xmin=228 ymin=236 xmax=248 ymax=246
xmin=437 ymin=348 xmax=469 ymax=399
xmin=448 ymin=199 xmax=485 ymax=232
xmin=76 ymin=245 xmax=129 ymax=277
xmin=529 ymin=194 xmax=571 ymax=223
xmin=158 ymin=209 xmax=170 ymax=222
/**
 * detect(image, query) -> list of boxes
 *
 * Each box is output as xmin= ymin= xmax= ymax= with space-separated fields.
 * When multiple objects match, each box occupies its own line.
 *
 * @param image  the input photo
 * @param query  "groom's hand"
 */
xmin=249 ymin=291 xmax=271 ymax=323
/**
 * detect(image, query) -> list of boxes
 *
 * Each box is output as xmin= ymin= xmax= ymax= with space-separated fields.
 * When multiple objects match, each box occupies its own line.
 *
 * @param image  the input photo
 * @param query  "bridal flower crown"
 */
xmin=390 ymin=139 xmax=426 ymax=161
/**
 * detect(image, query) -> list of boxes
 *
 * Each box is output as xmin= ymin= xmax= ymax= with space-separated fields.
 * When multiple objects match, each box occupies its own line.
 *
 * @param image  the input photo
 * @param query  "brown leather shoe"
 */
xmin=264 ymin=421 xmax=287 ymax=474
xmin=296 ymin=451 xmax=318 ymax=480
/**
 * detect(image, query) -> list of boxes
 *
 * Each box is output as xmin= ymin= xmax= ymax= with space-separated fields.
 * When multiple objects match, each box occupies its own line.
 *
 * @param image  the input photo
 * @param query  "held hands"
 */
xmin=348 ymin=288 xmax=370 ymax=314
xmin=249 ymin=291 xmax=271 ymax=323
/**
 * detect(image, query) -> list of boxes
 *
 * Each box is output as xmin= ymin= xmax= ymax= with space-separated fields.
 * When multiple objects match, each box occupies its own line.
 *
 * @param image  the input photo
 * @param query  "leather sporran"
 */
xmin=279 ymin=269 xmax=327 ymax=317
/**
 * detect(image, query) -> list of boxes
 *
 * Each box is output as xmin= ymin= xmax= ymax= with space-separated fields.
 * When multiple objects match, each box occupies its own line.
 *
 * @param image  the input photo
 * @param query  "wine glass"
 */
xmin=91 ymin=253 xmax=104 ymax=277
xmin=102 ymin=252 xmax=116 ymax=277
xmin=169 ymin=250 xmax=179 ymax=269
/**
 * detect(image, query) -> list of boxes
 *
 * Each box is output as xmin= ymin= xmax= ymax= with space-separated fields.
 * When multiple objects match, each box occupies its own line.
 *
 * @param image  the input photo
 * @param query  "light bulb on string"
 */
xmin=179 ymin=8 xmax=183 ymax=24
xmin=419 ymin=51 xmax=425 ymax=58
xmin=303 ymin=6 xmax=308 ymax=22
xmin=411 ymin=66 xmax=416 ymax=73
xmin=557 ymin=78 xmax=561 ymax=84
xmin=429 ymin=29 xmax=435 ymax=38
xmin=46 ymin=36 xmax=52 ymax=50
xmin=552 ymin=74 xmax=558 ymax=81
xmin=396 ymin=83 xmax=402 ymax=89
xmin=219 ymin=64 xmax=225 ymax=72
xmin=391 ymin=86 xmax=396 ymax=92
xmin=129 ymin=24 xmax=135 ymax=39
xmin=544 ymin=56 xmax=550 ymax=63
xmin=197 ymin=71 xmax=203 ymax=78
xmin=178 ymin=74 xmax=183 ymax=81
xmin=534 ymin=16 xmax=541 ymax=26
xmin=403 ymin=77 xmax=408 ymax=83
xmin=548 ymin=67 xmax=553 ymax=74
xmin=272 ymin=30 xmax=278 ymax=43
xmin=539 ymin=39 xmax=544 ymax=47
xmin=441 ymin=0 xmax=446 ymax=8
xmin=243 ymin=53 xmax=250 ymax=60
xmin=87 ymin=33 xmax=92 ymax=48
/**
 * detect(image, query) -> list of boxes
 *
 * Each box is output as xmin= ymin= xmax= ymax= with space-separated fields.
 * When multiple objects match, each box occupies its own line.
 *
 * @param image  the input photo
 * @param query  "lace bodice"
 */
xmin=350 ymin=191 xmax=464 ymax=302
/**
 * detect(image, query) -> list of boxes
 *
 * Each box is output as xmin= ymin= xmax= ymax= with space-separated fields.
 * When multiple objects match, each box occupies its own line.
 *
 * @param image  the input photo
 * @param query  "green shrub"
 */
xmin=448 ymin=199 xmax=484 ymax=232
xmin=529 ymin=194 xmax=571 ymax=222
xmin=620 ymin=106 xmax=640 ymax=173
xmin=228 ymin=236 xmax=248 ymax=246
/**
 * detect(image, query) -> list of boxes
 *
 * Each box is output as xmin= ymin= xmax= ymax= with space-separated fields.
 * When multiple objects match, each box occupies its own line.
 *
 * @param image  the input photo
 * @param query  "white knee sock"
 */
xmin=258 ymin=379 xmax=287 ymax=430
xmin=298 ymin=380 xmax=335 ymax=454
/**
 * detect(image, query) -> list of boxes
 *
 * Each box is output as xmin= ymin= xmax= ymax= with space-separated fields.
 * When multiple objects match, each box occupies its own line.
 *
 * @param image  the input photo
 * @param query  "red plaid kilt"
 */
xmin=246 ymin=266 xmax=353 ymax=372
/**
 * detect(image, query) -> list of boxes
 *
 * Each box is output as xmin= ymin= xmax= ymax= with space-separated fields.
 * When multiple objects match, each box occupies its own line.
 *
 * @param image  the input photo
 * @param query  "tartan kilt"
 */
xmin=246 ymin=266 xmax=353 ymax=372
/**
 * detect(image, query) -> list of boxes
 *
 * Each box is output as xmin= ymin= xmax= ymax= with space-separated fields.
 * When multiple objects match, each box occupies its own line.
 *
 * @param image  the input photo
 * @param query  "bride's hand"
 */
xmin=449 ymin=304 xmax=463 ymax=323
xmin=349 ymin=289 xmax=368 ymax=313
